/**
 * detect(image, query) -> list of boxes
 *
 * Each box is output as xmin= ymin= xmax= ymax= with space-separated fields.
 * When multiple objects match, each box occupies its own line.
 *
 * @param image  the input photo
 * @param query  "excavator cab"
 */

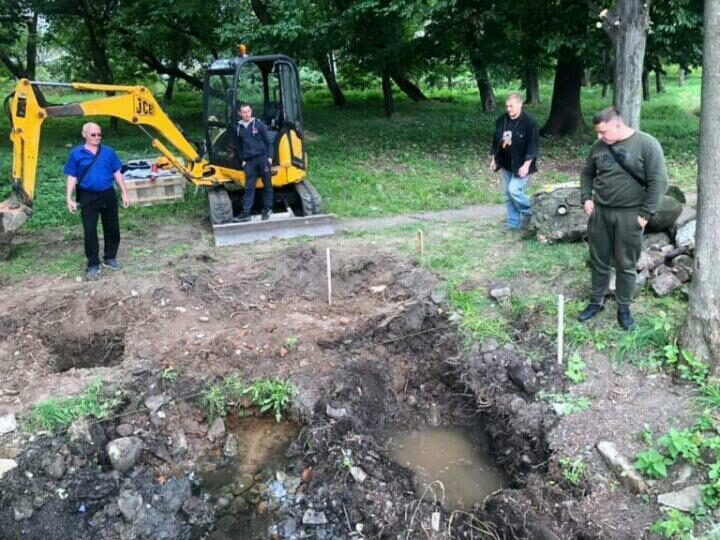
xmin=201 ymin=53 xmax=330 ymax=242
xmin=203 ymin=54 xmax=305 ymax=178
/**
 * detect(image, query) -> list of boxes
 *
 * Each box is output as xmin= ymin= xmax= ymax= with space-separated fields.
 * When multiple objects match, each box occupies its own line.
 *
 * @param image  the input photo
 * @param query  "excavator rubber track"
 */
xmin=212 ymin=211 xmax=336 ymax=246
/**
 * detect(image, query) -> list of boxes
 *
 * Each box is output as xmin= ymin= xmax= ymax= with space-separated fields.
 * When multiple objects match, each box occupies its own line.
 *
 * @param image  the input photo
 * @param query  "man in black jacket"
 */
xmin=233 ymin=103 xmax=274 ymax=222
xmin=490 ymin=93 xmax=539 ymax=229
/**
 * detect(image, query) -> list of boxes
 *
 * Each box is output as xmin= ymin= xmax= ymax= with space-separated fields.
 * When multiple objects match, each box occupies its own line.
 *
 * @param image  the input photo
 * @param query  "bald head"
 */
xmin=81 ymin=122 xmax=102 ymax=148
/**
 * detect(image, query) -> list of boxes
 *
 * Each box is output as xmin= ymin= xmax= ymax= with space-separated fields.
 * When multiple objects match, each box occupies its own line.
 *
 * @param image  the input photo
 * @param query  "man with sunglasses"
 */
xmin=64 ymin=122 xmax=130 ymax=280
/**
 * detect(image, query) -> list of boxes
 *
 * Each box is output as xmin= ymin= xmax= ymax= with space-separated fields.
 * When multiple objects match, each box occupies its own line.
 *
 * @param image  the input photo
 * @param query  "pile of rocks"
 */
xmin=530 ymin=185 xmax=697 ymax=297
xmin=630 ymin=219 xmax=695 ymax=297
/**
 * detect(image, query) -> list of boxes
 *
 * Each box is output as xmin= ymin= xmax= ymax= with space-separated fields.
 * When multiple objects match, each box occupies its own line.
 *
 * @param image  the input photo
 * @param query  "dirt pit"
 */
xmin=0 ymin=237 xmax=698 ymax=539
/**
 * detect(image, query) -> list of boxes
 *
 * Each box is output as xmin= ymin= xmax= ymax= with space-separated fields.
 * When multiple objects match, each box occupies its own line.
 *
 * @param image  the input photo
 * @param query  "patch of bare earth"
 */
xmin=0 ymin=226 xmax=700 ymax=539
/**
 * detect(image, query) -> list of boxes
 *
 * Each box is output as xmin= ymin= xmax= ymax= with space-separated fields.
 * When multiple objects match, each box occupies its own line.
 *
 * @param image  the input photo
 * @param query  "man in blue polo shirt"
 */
xmin=64 ymin=122 xmax=129 ymax=280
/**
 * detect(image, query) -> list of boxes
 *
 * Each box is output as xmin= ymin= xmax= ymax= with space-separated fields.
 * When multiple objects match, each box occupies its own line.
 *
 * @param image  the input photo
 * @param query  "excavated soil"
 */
xmin=0 ymin=229 xmax=699 ymax=539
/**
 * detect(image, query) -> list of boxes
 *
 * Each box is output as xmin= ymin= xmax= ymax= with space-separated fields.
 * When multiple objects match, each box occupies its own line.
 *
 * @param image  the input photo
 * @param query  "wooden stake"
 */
xmin=557 ymin=294 xmax=564 ymax=366
xmin=326 ymin=247 xmax=332 ymax=306
xmin=417 ymin=229 xmax=424 ymax=256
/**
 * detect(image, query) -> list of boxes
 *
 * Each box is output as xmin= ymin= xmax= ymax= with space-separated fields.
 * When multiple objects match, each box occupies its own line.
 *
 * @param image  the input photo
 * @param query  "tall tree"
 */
xmin=423 ymin=0 xmax=506 ymax=112
xmin=541 ymin=48 xmax=585 ymax=136
xmin=541 ymin=0 xmax=591 ymax=136
xmin=596 ymin=0 xmax=651 ymax=129
xmin=248 ymin=0 xmax=348 ymax=106
xmin=0 ymin=0 xmax=39 ymax=79
xmin=680 ymin=0 xmax=720 ymax=369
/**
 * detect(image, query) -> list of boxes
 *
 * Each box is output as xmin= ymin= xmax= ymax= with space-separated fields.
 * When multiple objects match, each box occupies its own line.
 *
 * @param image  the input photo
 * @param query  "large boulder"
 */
xmin=530 ymin=185 xmax=588 ymax=243
xmin=646 ymin=195 xmax=684 ymax=233
xmin=531 ymin=184 xmax=687 ymax=243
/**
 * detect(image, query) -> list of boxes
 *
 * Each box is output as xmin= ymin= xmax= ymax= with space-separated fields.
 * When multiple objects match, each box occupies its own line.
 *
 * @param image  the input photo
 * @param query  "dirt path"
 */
xmin=336 ymin=203 xmax=505 ymax=232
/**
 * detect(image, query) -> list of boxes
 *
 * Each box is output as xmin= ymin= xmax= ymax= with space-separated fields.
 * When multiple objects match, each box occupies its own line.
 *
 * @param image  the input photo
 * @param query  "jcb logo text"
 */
xmin=135 ymin=98 xmax=155 ymax=116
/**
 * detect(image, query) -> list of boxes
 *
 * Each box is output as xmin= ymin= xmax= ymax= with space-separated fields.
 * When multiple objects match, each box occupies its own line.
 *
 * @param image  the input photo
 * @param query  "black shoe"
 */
xmin=261 ymin=209 xmax=272 ymax=221
xmin=232 ymin=212 xmax=251 ymax=223
xmin=617 ymin=305 xmax=634 ymax=331
xmin=86 ymin=266 xmax=101 ymax=281
xmin=102 ymin=258 xmax=121 ymax=270
xmin=578 ymin=303 xmax=604 ymax=322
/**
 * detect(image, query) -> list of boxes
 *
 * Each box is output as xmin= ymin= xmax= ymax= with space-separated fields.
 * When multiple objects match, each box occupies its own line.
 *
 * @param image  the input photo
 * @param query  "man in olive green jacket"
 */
xmin=578 ymin=107 xmax=668 ymax=330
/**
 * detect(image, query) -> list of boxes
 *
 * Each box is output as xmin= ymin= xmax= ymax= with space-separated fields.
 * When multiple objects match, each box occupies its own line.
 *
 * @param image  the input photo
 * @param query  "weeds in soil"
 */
xmin=615 ymin=310 xmax=677 ymax=364
xmin=201 ymin=384 xmax=227 ymax=422
xmin=658 ymin=428 xmax=702 ymax=464
xmin=283 ymin=336 xmax=300 ymax=348
xmin=634 ymin=448 xmax=671 ymax=478
xmin=242 ymin=378 xmax=296 ymax=423
xmin=161 ymin=366 xmax=179 ymax=383
xmin=26 ymin=380 xmax=122 ymax=432
xmin=699 ymin=384 xmax=720 ymax=409
xmin=537 ymin=391 xmax=591 ymax=415
xmin=651 ymin=508 xmax=695 ymax=540
xmin=562 ymin=321 xmax=619 ymax=352
xmin=340 ymin=448 xmax=354 ymax=469
xmin=558 ymin=457 xmax=587 ymax=486
xmin=564 ymin=353 xmax=587 ymax=384
xmin=200 ymin=376 xmax=295 ymax=423
xmin=223 ymin=375 xmax=245 ymax=401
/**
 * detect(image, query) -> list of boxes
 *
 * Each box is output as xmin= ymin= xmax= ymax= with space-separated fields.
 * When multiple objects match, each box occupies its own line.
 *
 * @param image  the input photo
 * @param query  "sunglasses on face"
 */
xmin=88 ymin=133 xmax=102 ymax=137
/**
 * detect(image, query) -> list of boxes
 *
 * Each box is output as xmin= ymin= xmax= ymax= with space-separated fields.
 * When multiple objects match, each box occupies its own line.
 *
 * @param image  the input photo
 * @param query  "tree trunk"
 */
xmin=612 ymin=0 xmax=650 ymax=129
xmin=642 ymin=68 xmax=650 ymax=101
xmin=656 ymin=69 xmax=665 ymax=93
xmin=679 ymin=67 xmax=687 ymax=86
xmin=25 ymin=13 xmax=38 ymax=79
xmin=602 ymin=83 xmax=609 ymax=98
xmin=582 ymin=68 xmax=592 ymax=87
xmin=0 ymin=13 xmax=39 ymax=79
xmin=381 ymin=70 xmax=394 ymax=118
xmin=470 ymin=58 xmax=496 ymax=112
xmin=164 ymin=75 xmax=176 ymax=103
xmin=317 ymin=54 xmax=347 ymax=107
xmin=447 ymin=75 xmax=452 ymax=90
xmin=391 ymin=73 xmax=427 ymax=101
xmin=540 ymin=51 xmax=584 ymax=137
xmin=680 ymin=0 xmax=720 ymax=370
xmin=524 ymin=62 xmax=540 ymax=105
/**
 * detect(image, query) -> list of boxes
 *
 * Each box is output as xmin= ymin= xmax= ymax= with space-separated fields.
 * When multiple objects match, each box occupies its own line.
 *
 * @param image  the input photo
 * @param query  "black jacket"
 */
xmin=236 ymin=118 xmax=273 ymax=161
xmin=491 ymin=111 xmax=539 ymax=176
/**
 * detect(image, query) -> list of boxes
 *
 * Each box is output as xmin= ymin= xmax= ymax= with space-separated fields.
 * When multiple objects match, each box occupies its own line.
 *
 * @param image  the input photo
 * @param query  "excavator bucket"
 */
xmin=0 ymin=200 xmax=31 ymax=260
xmin=212 ymin=211 xmax=336 ymax=246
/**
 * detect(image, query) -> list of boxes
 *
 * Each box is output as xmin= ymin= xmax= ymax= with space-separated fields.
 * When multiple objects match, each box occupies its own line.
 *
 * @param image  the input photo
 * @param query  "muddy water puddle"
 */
xmin=387 ymin=427 xmax=505 ymax=510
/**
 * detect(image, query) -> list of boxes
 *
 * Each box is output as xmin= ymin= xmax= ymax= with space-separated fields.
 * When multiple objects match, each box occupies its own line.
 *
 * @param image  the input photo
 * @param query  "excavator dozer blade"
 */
xmin=212 ymin=211 xmax=336 ymax=247
xmin=0 ymin=201 xmax=31 ymax=260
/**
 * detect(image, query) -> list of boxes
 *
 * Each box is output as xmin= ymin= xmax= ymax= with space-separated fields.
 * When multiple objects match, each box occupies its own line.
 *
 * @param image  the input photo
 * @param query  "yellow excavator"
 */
xmin=1 ymin=51 xmax=334 ymax=255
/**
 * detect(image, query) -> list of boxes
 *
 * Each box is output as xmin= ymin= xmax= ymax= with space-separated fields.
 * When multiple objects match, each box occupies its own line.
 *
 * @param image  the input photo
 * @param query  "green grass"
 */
xmin=496 ymin=240 xmax=587 ymax=281
xmin=25 ymin=379 xmax=122 ymax=432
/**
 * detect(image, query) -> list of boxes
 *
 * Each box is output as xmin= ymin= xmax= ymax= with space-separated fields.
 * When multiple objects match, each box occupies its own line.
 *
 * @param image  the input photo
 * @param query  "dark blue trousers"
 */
xmin=242 ymin=155 xmax=273 ymax=213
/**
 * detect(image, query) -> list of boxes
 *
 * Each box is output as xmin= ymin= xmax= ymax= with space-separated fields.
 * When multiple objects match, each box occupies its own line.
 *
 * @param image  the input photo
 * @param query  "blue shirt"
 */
xmin=63 ymin=145 xmax=122 ymax=192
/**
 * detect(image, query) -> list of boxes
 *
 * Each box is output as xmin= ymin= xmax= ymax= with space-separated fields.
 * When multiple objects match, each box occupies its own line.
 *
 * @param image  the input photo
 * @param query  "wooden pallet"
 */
xmin=124 ymin=174 xmax=186 ymax=207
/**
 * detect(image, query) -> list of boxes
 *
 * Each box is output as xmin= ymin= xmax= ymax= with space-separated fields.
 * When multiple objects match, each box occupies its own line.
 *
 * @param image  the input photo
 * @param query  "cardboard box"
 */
xmin=124 ymin=173 xmax=187 ymax=207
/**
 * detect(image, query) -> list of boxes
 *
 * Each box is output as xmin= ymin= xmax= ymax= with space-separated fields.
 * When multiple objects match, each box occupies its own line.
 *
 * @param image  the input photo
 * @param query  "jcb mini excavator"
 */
xmin=0 ymin=51 xmax=334 ymax=255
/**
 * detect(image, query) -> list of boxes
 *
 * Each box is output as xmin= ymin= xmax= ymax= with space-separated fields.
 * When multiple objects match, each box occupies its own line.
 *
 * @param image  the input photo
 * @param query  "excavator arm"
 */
xmin=8 ymin=79 xmax=212 ymax=204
